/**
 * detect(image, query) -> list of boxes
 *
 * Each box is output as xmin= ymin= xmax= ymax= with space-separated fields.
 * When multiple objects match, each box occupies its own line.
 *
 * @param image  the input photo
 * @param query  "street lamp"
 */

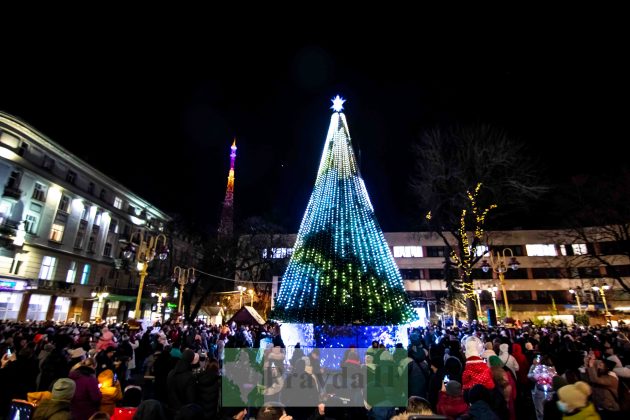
xmin=171 ymin=266 xmax=196 ymax=314
xmin=247 ymin=289 xmax=254 ymax=306
xmin=481 ymin=248 xmax=520 ymax=318
xmin=122 ymin=230 xmax=169 ymax=319
xmin=474 ymin=287 xmax=483 ymax=319
xmin=91 ymin=286 xmax=110 ymax=321
xmin=237 ymin=285 xmax=246 ymax=308
xmin=592 ymin=282 xmax=612 ymax=322
xmin=569 ymin=286 xmax=584 ymax=315
xmin=151 ymin=291 xmax=168 ymax=320
xmin=487 ymin=284 xmax=499 ymax=319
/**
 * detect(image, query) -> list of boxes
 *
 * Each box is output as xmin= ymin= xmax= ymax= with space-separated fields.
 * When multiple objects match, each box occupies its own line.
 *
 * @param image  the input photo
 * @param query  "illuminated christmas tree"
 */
xmin=273 ymin=97 xmax=417 ymax=325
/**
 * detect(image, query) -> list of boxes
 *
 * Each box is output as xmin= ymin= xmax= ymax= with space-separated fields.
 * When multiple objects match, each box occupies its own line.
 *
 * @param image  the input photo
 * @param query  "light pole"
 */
xmin=91 ymin=286 xmax=109 ymax=322
xmin=481 ymin=248 xmax=520 ymax=318
xmin=247 ymin=289 xmax=254 ymax=306
xmin=171 ymin=266 xmax=196 ymax=314
xmin=474 ymin=287 xmax=483 ymax=319
xmin=592 ymin=282 xmax=612 ymax=323
xmin=237 ymin=285 xmax=246 ymax=308
xmin=122 ymin=230 xmax=169 ymax=319
xmin=569 ymin=286 xmax=584 ymax=315
xmin=151 ymin=291 xmax=168 ymax=321
xmin=487 ymin=284 xmax=499 ymax=319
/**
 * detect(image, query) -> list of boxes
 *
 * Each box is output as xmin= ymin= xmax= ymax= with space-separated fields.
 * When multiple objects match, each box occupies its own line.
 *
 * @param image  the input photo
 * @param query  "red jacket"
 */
xmin=462 ymin=357 xmax=495 ymax=390
xmin=437 ymin=391 xmax=469 ymax=420
xmin=110 ymin=407 xmax=137 ymax=420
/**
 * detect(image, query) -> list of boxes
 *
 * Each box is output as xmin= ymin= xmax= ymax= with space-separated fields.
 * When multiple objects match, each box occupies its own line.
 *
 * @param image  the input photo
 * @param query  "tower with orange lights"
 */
xmin=218 ymin=139 xmax=237 ymax=238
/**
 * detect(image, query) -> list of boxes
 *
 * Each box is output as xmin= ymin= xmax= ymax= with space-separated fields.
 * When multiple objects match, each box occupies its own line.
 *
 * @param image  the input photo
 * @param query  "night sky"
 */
xmin=1 ymin=18 xmax=626 ymax=235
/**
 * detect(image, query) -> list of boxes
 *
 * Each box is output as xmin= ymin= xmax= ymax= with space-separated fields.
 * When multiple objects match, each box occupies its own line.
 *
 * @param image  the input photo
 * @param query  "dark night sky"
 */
xmin=1 ymin=16 xmax=627 ymax=234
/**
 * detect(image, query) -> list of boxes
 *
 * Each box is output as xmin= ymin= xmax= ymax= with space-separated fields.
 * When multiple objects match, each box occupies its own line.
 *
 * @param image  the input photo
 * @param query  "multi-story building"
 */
xmin=0 ymin=111 xmax=200 ymax=323
xmin=257 ymin=229 xmax=630 ymax=323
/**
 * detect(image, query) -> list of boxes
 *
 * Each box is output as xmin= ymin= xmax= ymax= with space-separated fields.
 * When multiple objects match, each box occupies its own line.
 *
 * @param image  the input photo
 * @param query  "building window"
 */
xmin=109 ymin=219 xmax=118 ymax=234
xmin=400 ymin=269 xmax=424 ymax=279
xmin=88 ymin=182 xmax=95 ymax=195
xmin=66 ymin=170 xmax=77 ymax=185
xmin=17 ymin=142 xmax=28 ymax=157
xmin=80 ymin=205 xmax=89 ymax=221
xmin=24 ymin=203 xmax=42 ymax=235
xmin=42 ymin=156 xmax=55 ymax=171
xmin=87 ymin=236 xmax=96 ymax=253
xmin=26 ymin=294 xmax=51 ymax=321
xmin=103 ymin=242 xmax=112 ymax=257
xmin=560 ymin=244 xmax=588 ymax=256
xmin=32 ymin=183 xmax=47 ymax=202
xmin=39 ymin=256 xmax=57 ymax=280
xmin=49 ymin=223 xmax=65 ymax=242
xmin=262 ymin=248 xmax=294 ymax=259
xmin=74 ymin=221 xmax=87 ymax=249
xmin=99 ymin=188 xmax=107 ymax=201
xmin=426 ymin=246 xmax=448 ymax=258
xmin=113 ymin=197 xmax=123 ymax=209
xmin=58 ymin=195 xmax=71 ymax=213
xmin=80 ymin=264 xmax=91 ymax=285
xmin=525 ymin=244 xmax=557 ymax=256
xmin=393 ymin=246 xmax=423 ymax=258
xmin=6 ymin=170 xmax=22 ymax=189
xmin=66 ymin=261 xmax=77 ymax=283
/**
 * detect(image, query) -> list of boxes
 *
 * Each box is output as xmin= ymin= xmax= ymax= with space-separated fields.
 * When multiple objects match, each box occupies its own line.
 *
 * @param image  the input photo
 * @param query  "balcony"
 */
xmin=36 ymin=279 xmax=77 ymax=294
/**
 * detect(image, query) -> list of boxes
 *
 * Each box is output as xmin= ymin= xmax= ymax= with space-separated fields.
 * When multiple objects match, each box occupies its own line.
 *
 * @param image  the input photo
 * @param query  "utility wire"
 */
xmin=192 ymin=268 xmax=275 ymax=284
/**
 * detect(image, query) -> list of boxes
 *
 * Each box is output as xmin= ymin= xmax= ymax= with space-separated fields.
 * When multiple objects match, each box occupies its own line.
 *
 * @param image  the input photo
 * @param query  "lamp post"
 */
xmin=569 ymin=286 xmax=583 ymax=315
xmin=171 ymin=266 xmax=196 ymax=314
xmin=91 ymin=286 xmax=109 ymax=321
xmin=481 ymin=248 xmax=520 ymax=318
xmin=592 ymin=283 xmax=612 ymax=323
xmin=122 ymin=230 xmax=169 ymax=319
xmin=487 ymin=284 xmax=499 ymax=318
xmin=237 ymin=285 xmax=246 ymax=308
xmin=247 ymin=289 xmax=254 ymax=306
xmin=474 ymin=287 xmax=483 ymax=319
xmin=151 ymin=291 xmax=168 ymax=321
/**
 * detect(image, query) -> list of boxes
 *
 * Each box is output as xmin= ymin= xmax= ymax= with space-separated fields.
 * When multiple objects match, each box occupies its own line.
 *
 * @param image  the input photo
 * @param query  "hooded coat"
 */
xmin=97 ymin=369 xmax=123 ymax=415
xmin=511 ymin=343 xmax=530 ymax=385
xmin=69 ymin=365 xmax=102 ymax=420
xmin=33 ymin=399 xmax=72 ymax=420
xmin=167 ymin=349 xmax=197 ymax=412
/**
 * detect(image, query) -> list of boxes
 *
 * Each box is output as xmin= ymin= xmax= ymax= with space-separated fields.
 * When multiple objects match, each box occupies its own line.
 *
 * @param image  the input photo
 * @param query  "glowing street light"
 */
xmin=481 ymin=248 xmax=520 ymax=318
xmin=569 ymin=286 xmax=584 ymax=315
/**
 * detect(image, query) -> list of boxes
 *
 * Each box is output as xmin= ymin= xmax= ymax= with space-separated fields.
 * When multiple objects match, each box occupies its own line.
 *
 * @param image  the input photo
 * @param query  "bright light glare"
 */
xmin=331 ymin=95 xmax=346 ymax=112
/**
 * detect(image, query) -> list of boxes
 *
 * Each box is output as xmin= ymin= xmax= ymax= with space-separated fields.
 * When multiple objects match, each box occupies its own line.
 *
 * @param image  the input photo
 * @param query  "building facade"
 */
xmin=259 ymin=230 xmax=630 ymax=322
xmin=0 ymin=111 xmax=200 ymax=323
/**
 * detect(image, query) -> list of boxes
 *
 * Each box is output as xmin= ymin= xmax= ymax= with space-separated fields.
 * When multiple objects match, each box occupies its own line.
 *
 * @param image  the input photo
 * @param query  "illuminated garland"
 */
xmin=272 ymin=100 xmax=418 ymax=325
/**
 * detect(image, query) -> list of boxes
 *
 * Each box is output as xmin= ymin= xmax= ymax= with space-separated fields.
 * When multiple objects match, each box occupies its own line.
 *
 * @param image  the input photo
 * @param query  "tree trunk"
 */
xmin=466 ymin=295 xmax=478 ymax=323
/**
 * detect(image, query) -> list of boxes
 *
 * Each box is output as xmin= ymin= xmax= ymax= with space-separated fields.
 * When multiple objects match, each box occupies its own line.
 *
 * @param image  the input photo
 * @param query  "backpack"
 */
xmin=503 ymin=355 xmax=518 ymax=383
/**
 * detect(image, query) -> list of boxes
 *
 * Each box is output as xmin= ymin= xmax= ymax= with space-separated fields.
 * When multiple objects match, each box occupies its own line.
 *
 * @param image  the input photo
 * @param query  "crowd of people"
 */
xmin=1 ymin=318 xmax=629 ymax=420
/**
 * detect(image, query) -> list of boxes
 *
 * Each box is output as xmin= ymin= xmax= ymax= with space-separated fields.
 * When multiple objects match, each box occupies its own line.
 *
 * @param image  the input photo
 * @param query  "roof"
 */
xmin=205 ymin=307 xmax=224 ymax=316
xmin=227 ymin=306 xmax=265 ymax=325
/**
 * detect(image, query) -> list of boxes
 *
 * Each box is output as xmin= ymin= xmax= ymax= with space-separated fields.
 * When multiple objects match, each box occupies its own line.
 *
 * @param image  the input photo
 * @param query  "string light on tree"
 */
xmin=272 ymin=96 xmax=417 ymax=325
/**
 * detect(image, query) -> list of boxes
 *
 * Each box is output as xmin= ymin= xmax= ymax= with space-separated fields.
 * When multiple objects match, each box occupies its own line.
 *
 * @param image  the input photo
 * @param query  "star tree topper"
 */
xmin=331 ymin=95 xmax=346 ymax=112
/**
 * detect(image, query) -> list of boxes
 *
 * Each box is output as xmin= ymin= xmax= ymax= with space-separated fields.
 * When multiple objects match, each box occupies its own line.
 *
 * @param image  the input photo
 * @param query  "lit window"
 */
xmin=49 ymin=223 xmax=65 ymax=242
xmin=475 ymin=245 xmax=488 ymax=257
xmin=393 ymin=246 xmax=424 ymax=258
xmin=572 ymin=244 xmax=588 ymax=255
xmin=58 ymin=195 xmax=70 ymax=213
xmin=39 ymin=256 xmax=57 ymax=280
xmin=113 ymin=197 xmax=123 ymax=209
xmin=525 ymin=244 xmax=557 ymax=256
xmin=66 ymin=262 xmax=77 ymax=283
xmin=80 ymin=264 xmax=91 ymax=285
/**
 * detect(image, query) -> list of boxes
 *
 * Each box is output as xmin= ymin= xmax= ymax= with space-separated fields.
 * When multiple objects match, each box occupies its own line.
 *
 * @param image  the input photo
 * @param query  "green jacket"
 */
xmin=33 ymin=399 xmax=72 ymax=420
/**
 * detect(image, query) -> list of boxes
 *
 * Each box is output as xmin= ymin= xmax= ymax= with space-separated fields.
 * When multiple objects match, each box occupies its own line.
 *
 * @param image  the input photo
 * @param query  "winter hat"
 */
xmin=68 ymin=347 xmax=86 ymax=359
xmin=485 ymin=342 xmax=494 ymax=350
xmin=558 ymin=381 xmax=591 ymax=411
xmin=488 ymin=355 xmax=503 ymax=368
xmin=464 ymin=336 xmax=483 ymax=358
xmin=52 ymin=378 xmax=76 ymax=401
xmin=499 ymin=343 xmax=509 ymax=354
xmin=446 ymin=380 xmax=462 ymax=397
xmin=525 ymin=342 xmax=533 ymax=351
xmin=552 ymin=375 xmax=568 ymax=392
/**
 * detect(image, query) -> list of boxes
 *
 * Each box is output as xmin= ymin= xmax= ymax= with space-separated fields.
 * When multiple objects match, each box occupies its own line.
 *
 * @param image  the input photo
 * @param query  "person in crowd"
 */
xmin=489 ymin=355 xmax=516 ymax=420
xmin=464 ymin=384 xmax=500 ymax=420
xmin=195 ymin=358 xmax=221 ymax=419
xmin=499 ymin=343 xmax=520 ymax=380
xmin=557 ymin=381 xmax=600 ymax=420
xmin=87 ymin=412 xmax=110 ymax=420
xmin=585 ymin=355 xmax=620 ymax=413
xmin=69 ymin=358 xmax=102 ymax=420
xmin=543 ymin=375 xmax=568 ymax=420
xmin=462 ymin=336 xmax=495 ymax=392
xmin=97 ymin=369 xmax=123 ymax=415
xmin=33 ymin=378 xmax=76 ymax=420
xmin=436 ymin=380 xmax=468 ymax=420
xmin=110 ymin=385 xmax=142 ymax=420
xmin=133 ymin=399 xmax=168 ymax=420
xmin=95 ymin=328 xmax=117 ymax=352
xmin=96 ymin=346 xmax=117 ymax=375
xmin=167 ymin=348 xmax=197 ymax=414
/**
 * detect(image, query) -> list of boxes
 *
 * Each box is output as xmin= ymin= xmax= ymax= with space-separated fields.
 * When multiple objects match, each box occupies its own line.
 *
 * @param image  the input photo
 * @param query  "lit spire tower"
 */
xmin=273 ymin=96 xmax=417 ymax=325
xmin=218 ymin=139 xmax=237 ymax=238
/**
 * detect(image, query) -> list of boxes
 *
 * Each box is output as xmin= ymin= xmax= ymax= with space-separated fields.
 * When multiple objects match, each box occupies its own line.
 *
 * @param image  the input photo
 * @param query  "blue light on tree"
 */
xmin=272 ymin=97 xmax=418 ymax=326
